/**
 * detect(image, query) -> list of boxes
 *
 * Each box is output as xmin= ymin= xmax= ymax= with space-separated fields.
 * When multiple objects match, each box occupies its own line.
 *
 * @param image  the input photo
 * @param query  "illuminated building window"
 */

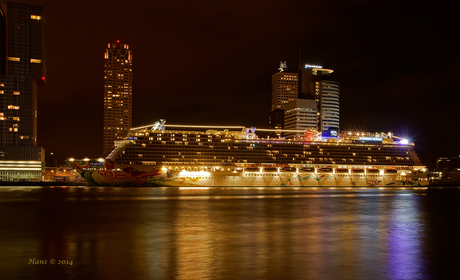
xmin=8 ymin=105 xmax=20 ymax=110
xmin=8 ymin=57 xmax=20 ymax=61
xmin=13 ymin=91 xmax=20 ymax=95
xmin=12 ymin=117 xmax=20 ymax=121
xmin=0 ymin=90 xmax=3 ymax=94
xmin=30 ymin=15 xmax=42 ymax=20
xmin=30 ymin=59 xmax=42 ymax=63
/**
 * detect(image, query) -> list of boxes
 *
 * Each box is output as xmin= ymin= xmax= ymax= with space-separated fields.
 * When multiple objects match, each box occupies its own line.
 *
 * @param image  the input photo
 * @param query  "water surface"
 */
xmin=0 ymin=186 xmax=459 ymax=279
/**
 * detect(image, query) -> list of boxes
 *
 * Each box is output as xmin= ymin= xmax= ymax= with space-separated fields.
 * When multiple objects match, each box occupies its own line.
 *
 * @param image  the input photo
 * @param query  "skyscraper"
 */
xmin=298 ymin=64 xmax=340 ymax=132
xmin=0 ymin=2 xmax=45 ymax=181
xmin=0 ymin=2 xmax=45 ymax=146
xmin=268 ymin=61 xmax=298 ymax=135
xmin=103 ymin=41 xmax=132 ymax=156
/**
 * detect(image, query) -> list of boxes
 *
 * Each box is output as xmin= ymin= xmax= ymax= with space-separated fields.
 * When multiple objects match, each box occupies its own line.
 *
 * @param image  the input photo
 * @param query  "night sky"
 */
xmin=22 ymin=0 xmax=458 ymax=168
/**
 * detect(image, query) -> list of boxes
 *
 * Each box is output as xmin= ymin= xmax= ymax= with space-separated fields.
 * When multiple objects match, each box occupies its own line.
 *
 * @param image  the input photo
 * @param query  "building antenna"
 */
xmin=278 ymin=61 xmax=287 ymax=72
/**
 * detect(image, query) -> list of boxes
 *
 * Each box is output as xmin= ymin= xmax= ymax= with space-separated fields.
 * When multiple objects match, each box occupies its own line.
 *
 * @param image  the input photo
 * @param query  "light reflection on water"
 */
xmin=386 ymin=197 xmax=427 ymax=280
xmin=0 ymin=186 xmax=459 ymax=279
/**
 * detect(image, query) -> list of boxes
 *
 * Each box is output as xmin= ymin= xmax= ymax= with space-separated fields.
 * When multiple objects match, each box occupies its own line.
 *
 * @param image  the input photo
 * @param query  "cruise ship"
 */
xmin=67 ymin=120 xmax=429 ymax=187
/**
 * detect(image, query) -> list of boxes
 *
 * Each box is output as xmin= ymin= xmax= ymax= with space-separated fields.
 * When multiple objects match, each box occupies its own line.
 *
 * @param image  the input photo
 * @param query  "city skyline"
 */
xmin=15 ymin=0 xmax=457 ymax=169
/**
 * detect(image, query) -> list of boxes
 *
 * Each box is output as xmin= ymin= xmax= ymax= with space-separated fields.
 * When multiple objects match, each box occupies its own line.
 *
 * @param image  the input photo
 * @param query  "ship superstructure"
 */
xmin=68 ymin=120 xmax=428 ymax=187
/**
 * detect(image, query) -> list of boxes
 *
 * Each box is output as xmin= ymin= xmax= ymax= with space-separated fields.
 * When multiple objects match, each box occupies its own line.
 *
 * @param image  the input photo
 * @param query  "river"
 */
xmin=0 ymin=186 xmax=459 ymax=279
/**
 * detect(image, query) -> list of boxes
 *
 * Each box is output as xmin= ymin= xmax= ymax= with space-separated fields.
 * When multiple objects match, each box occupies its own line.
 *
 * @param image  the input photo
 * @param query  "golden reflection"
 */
xmin=0 ymin=185 xmax=436 ymax=279
xmin=174 ymin=199 xmax=213 ymax=280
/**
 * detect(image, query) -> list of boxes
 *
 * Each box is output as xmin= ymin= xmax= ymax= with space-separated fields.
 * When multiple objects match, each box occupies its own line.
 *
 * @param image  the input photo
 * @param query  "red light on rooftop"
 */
xmin=41 ymin=77 xmax=45 ymax=80
xmin=116 ymin=40 xmax=120 ymax=43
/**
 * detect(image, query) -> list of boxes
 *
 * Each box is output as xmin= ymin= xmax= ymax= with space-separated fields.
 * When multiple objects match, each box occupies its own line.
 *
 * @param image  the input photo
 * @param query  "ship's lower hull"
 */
xmin=77 ymin=167 xmax=429 ymax=187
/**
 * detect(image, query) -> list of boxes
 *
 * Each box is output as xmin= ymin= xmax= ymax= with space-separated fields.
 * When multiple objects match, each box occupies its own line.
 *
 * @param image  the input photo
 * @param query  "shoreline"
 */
xmin=0 ymin=181 xmax=87 ymax=187
xmin=0 ymin=182 xmax=457 ymax=188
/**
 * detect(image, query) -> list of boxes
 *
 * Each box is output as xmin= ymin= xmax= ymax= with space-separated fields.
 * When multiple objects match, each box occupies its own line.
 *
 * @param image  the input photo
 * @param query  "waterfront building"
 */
xmin=298 ymin=64 xmax=340 ymax=132
xmin=103 ymin=41 xmax=133 ymax=156
xmin=0 ymin=146 xmax=44 ymax=181
xmin=43 ymin=165 xmax=80 ymax=182
xmin=0 ymin=2 xmax=45 ymax=181
xmin=429 ymin=157 xmax=460 ymax=185
xmin=268 ymin=62 xmax=298 ymax=136
xmin=284 ymin=99 xmax=317 ymax=139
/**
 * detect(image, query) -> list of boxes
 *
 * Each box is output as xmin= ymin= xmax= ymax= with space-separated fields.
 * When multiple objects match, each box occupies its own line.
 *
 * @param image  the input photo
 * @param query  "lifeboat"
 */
xmin=335 ymin=168 xmax=349 ymax=173
xmin=351 ymin=169 xmax=364 ymax=173
xmin=281 ymin=167 xmax=296 ymax=172
xmin=366 ymin=169 xmax=379 ymax=173
xmin=263 ymin=167 xmax=278 ymax=172
xmin=299 ymin=167 xmax=315 ymax=173
xmin=318 ymin=168 xmax=333 ymax=173
xmin=244 ymin=167 xmax=259 ymax=172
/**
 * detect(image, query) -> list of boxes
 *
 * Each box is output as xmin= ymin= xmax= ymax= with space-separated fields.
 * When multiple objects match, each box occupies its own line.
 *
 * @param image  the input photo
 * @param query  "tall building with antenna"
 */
xmin=0 ymin=2 xmax=46 ymax=181
xmin=103 ymin=40 xmax=132 ymax=156
xmin=268 ymin=61 xmax=298 ymax=134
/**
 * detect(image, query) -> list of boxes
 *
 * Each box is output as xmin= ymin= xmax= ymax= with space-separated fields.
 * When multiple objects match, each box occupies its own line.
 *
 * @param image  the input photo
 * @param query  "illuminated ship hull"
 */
xmin=67 ymin=121 xmax=429 ymax=187
xmin=68 ymin=161 xmax=428 ymax=187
